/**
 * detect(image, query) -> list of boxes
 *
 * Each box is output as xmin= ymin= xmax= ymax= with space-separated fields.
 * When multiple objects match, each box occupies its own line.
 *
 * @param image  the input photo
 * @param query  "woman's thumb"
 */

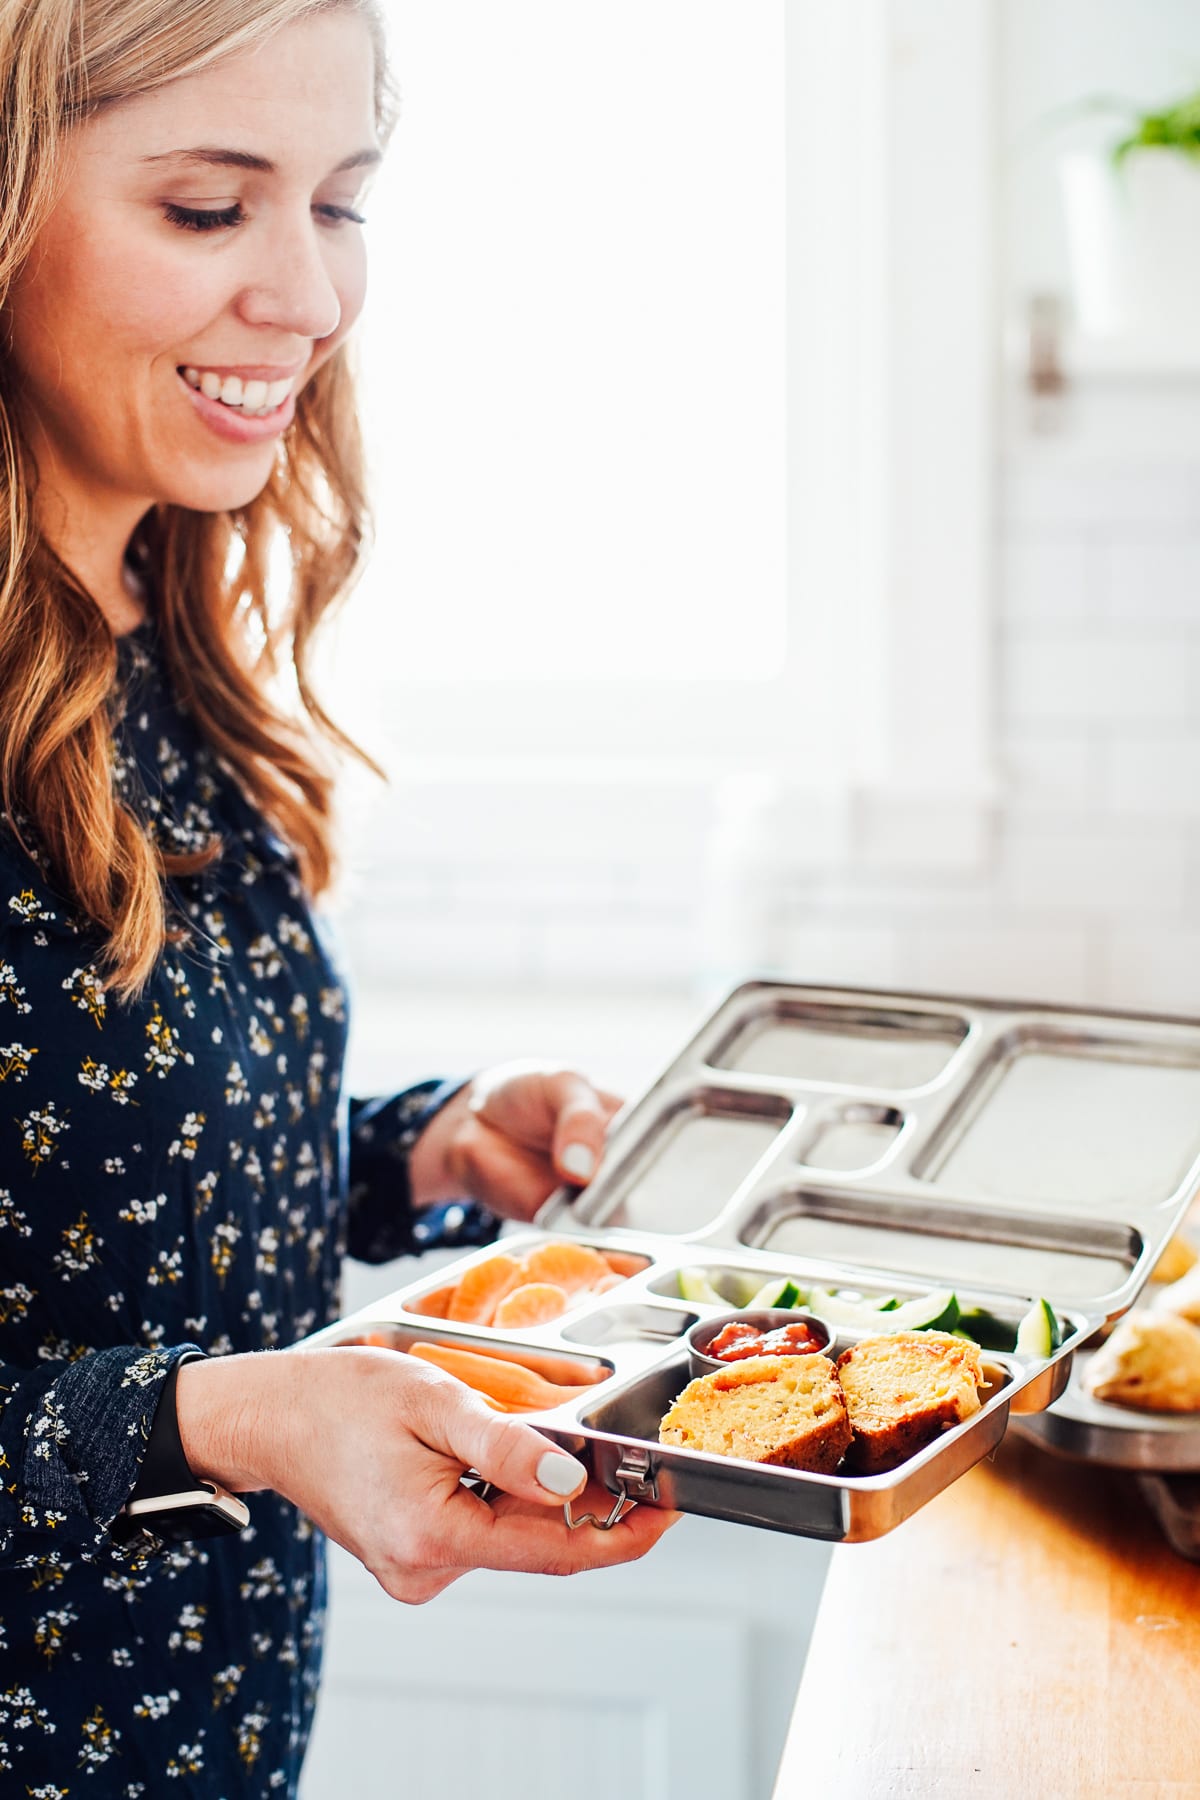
xmin=547 ymin=1073 xmax=610 ymax=1186
xmin=428 ymin=1383 xmax=588 ymax=1506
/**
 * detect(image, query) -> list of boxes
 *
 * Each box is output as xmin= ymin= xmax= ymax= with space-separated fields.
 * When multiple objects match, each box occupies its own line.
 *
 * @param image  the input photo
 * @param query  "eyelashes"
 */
xmin=163 ymin=202 xmax=367 ymax=233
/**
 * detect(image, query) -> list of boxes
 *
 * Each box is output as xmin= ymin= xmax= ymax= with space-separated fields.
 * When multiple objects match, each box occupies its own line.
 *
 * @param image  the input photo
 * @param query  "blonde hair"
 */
xmin=0 ymin=0 xmax=396 ymax=1001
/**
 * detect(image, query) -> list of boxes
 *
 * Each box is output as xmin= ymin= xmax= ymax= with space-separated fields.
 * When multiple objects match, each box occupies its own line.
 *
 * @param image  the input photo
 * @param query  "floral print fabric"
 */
xmin=0 ymin=619 xmax=490 ymax=1796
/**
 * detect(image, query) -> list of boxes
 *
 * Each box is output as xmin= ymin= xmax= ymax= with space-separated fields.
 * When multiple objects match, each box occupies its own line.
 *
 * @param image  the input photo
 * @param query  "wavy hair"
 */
xmin=0 ymin=0 xmax=395 ymax=1002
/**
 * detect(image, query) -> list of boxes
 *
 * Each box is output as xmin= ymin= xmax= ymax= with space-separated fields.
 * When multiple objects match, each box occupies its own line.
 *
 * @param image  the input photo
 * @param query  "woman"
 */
xmin=0 ymin=1 xmax=674 ymax=1792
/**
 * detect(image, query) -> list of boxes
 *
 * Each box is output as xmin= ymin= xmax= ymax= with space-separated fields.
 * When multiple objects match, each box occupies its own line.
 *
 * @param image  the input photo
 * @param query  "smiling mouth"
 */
xmin=178 ymin=366 xmax=295 ymax=418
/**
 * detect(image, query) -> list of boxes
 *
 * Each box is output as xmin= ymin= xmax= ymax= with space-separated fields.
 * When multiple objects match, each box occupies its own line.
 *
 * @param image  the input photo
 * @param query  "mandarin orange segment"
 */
xmin=493 ymin=1282 xmax=569 ymax=1328
xmin=406 ymin=1285 xmax=452 ymax=1319
xmin=518 ymin=1241 xmax=612 ymax=1294
xmin=600 ymin=1250 xmax=646 ymax=1279
xmin=446 ymin=1253 xmax=523 ymax=1325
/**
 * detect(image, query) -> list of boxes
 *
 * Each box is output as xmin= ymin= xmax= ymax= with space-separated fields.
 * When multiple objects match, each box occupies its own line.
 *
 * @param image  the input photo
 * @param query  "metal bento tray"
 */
xmin=309 ymin=980 xmax=1200 ymax=1542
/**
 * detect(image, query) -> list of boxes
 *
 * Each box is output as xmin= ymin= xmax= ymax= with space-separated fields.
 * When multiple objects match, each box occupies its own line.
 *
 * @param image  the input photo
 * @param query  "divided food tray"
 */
xmin=309 ymin=981 xmax=1200 ymax=1542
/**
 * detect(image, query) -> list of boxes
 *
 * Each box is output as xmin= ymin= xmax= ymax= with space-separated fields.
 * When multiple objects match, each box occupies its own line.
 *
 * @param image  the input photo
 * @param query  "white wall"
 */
xmin=327 ymin=2 xmax=1200 ymax=1027
xmin=333 ymin=383 xmax=1200 ymax=1025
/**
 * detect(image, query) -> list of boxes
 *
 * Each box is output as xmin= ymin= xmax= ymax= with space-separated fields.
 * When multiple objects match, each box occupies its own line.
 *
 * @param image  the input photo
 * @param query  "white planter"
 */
xmin=1059 ymin=148 xmax=1200 ymax=350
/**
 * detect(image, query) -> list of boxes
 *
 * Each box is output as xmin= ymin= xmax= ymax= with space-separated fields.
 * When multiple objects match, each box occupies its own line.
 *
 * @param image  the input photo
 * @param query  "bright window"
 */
xmin=333 ymin=2 xmax=787 ymax=756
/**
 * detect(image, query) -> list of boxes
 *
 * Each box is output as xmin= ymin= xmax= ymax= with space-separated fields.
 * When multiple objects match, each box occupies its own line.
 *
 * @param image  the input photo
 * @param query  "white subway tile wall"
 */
xmin=334 ymin=442 xmax=1200 ymax=1021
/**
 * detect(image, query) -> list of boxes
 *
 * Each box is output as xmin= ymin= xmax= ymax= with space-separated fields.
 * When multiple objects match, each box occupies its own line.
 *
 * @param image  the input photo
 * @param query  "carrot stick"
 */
xmin=407 ymin=1341 xmax=592 ymax=1410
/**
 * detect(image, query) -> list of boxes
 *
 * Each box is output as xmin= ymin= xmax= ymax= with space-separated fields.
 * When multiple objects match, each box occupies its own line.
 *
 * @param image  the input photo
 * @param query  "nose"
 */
xmin=235 ymin=209 xmax=343 ymax=342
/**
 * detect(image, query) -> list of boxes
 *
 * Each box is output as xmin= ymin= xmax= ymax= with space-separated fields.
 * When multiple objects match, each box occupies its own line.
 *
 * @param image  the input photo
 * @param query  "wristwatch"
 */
xmin=112 ymin=1352 xmax=250 ymax=1546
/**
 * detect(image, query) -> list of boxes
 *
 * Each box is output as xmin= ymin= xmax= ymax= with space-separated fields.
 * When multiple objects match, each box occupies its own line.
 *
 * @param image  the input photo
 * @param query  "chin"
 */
xmin=168 ymin=458 xmax=279 ymax=516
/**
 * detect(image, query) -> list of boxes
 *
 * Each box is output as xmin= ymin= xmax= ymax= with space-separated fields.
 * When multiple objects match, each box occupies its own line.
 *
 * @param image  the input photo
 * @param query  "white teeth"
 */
xmin=182 ymin=366 xmax=294 ymax=414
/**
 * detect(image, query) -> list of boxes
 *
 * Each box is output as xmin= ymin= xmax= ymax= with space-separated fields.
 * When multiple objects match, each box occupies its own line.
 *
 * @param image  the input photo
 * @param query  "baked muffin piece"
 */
xmin=1086 ymin=1311 xmax=1200 ymax=1413
xmin=658 ymin=1354 xmax=851 ymax=1473
xmin=836 ymin=1330 xmax=986 ymax=1474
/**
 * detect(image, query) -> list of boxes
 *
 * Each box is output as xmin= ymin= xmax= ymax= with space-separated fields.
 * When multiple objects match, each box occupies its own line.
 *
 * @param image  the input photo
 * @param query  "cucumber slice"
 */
xmin=956 ymin=1307 xmax=1018 ymax=1352
xmin=728 ymin=1271 xmax=766 ymax=1307
xmin=877 ymin=1297 xmax=903 ymax=1312
xmin=1015 ymin=1298 xmax=1063 ymax=1358
xmin=805 ymin=1286 xmax=960 ymax=1333
xmin=804 ymin=1288 xmax=887 ymax=1328
xmin=746 ymin=1277 xmax=804 ymax=1310
xmin=885 ymin=1289 xmax=960 ymax=1333
xmin=677 ymin=1267 xmax=727 ymax=1306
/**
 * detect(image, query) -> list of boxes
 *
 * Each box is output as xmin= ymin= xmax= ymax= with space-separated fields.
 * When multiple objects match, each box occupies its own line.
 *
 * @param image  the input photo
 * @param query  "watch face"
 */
xmin=120 ymin=1485 xmax=250 ymax=1544
xmin=156 ymin=1498 xmax=248 ymax=1541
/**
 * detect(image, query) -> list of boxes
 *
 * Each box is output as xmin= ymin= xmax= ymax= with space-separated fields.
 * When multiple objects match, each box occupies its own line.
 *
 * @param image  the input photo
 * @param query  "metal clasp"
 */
xmin=563 ymin=1448 xmax=657 ymax=1532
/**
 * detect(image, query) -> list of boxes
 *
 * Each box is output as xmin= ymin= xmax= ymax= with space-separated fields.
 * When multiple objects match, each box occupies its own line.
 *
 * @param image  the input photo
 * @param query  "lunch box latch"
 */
xmin=564 ymin=1447 xmax=658 ymax=1531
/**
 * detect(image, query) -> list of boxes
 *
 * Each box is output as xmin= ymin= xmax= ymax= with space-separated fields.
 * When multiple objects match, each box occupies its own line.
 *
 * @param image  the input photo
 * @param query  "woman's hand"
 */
xmin=176 ymin=1348 xmax=677 ymax=1603
xmin=408 ymin=1060 xmax=623 ymax=1221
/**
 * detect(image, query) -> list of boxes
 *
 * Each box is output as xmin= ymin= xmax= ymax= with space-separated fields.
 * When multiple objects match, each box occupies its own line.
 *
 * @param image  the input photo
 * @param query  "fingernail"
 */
xmin=560 ymin=1143 xmax=596 ymax=1182
xmin=537 ymin=1451 xmax=586 ymax=1496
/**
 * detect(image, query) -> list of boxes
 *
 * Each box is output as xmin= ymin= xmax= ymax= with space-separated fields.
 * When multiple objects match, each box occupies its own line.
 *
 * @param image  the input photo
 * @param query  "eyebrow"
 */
xmin=139 ymin=145 xmax=382 ymax=175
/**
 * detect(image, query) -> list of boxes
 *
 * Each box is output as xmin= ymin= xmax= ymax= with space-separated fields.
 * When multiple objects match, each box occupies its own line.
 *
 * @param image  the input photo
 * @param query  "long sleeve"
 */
xmin=0 ymin=618 xmax=383 ymax=1792
xmin=346 ymin=1077 xmax=500 ymax=1262
xmin=0 ymin=1340 xmax=203 ymax=1569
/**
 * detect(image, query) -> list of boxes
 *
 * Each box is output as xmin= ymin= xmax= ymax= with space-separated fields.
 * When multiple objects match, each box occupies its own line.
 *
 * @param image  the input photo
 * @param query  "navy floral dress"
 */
xmin=0 ymin=617 xmax=492 ymax=1797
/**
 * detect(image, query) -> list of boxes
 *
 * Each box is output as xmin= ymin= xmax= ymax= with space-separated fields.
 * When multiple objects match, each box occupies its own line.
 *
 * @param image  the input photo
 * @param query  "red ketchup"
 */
xmin=705 ymin=1319 xmax=824 ymax=1362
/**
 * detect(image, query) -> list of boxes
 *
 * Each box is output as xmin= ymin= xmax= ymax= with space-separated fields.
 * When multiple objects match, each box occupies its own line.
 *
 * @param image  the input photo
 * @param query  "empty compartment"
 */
xmin=561 ymin=1304 xmax=698 ymax=1348
xmin=709 ymin=999 xmax=968 ymax=1090
xmin=322 ymin=1319 xmax=612 ymax=1410
xmin=800 ymin=1105 xmax=905 ymax=1172
xmin=585 ymin=1091 xmax=790 ymax=1235
xmin=916 ymin=1032 xmax=1200 ymax=1214
xmin=743 ymin=1188 xmax=1140 ymax=1304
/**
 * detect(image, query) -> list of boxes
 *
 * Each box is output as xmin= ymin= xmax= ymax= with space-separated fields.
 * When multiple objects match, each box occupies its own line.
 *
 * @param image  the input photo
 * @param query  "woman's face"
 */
xmin=4 ymin=8 xmax=378 ymax=523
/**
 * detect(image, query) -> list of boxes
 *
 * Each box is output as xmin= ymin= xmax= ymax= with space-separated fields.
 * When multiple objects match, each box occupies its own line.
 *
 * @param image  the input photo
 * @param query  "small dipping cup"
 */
xmin=686 ymin=1307 xmax=836 ymax=1379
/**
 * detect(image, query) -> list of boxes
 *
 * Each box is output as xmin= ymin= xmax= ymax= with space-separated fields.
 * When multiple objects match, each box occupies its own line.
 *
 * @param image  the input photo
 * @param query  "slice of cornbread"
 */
xmin=658 ymin=1354 xmax=851 ymax=1473
xmin=1086 ymin=1311 xmax=1200 ymax=1413
xmin=836 ymin=1331 xmax=985 ymax=1474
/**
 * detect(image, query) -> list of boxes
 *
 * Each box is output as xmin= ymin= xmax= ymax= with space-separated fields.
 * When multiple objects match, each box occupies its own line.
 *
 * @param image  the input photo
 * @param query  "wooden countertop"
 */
xmin=774 ymin=1435 xmax=1200 ymax=1798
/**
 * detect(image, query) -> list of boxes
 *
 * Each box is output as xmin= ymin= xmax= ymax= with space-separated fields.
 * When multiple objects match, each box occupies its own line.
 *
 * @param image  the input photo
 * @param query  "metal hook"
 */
xmin=464 ymin=1473 xmax=638 ymax=1530
xmin=563 ymin=1490 xmax=638 ymax=1531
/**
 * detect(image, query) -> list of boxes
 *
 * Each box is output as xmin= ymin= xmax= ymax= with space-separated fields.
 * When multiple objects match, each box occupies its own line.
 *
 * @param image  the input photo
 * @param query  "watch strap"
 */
xmin=129 ymin=1350 xmax=205 ymax=1502
xmin=115 ymin=1350 xmax=249 ymax=1545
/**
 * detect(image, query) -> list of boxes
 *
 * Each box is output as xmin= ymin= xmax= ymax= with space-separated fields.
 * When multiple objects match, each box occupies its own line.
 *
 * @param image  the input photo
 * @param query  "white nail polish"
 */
xmin=537 ymin=1451 xmax=585 ymax=1496
xmin=560 ymin=1143 xmax=596 ymax=1182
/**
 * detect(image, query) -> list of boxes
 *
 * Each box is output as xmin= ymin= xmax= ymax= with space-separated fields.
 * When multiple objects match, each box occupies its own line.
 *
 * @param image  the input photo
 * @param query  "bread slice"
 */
xmin=658 ymin=1354 xmax=851 ymax=1473
xmin=1086 ymin=1311 xmax=1200 ymax=1413
xmin=836 ymin=1331 xmax=985 ymax=1474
